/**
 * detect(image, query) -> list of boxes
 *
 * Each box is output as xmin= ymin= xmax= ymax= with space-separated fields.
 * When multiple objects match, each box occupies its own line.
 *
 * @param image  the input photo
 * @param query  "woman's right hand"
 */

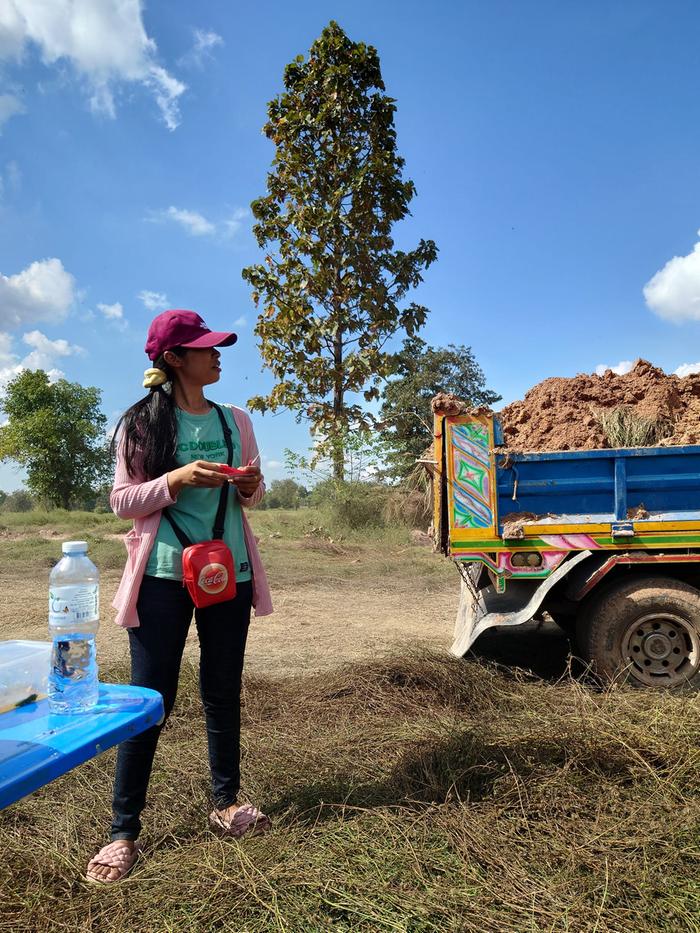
xmin=167 ymin=461 xmax=228 ymax=496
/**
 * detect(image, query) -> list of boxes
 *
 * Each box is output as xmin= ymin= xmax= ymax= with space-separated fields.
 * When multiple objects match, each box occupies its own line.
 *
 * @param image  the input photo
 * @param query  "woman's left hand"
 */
xmin=230 ymin=465 xmax=262 ymax=497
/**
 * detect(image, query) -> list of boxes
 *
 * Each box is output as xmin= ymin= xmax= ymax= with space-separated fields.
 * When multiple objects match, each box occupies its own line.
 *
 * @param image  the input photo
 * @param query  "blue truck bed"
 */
xmin=435 ymin=412 xmax=700 ymax=549
xmin=497 ymin=443 xmax=700 ymax=528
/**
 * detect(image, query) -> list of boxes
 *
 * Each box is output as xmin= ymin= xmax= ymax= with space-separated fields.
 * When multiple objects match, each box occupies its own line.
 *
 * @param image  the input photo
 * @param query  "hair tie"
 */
xmin=143 ymin=367 xmax=168 ymax=388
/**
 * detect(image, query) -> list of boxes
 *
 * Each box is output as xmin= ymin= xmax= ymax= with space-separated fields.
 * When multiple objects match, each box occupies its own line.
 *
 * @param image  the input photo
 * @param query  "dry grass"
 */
xmin=382 ymin=461 xmax=434 ymax=531
xmin=2 ymin=653 xmax=700 ymax=932
xmin=2 ymin=512 xmax=700 ymax=931
xmin=596 ymin=406 xmax=674 ymax=448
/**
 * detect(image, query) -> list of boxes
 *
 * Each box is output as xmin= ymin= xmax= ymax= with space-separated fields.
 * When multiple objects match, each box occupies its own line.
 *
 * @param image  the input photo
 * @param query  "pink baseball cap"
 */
xmin=145 ymin=309 xmax=238 ymax=361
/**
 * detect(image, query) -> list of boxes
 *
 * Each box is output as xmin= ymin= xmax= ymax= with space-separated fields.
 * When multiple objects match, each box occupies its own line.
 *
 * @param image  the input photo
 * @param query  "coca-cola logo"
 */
xmin=197 ymin=562 xmax=229 ymax=594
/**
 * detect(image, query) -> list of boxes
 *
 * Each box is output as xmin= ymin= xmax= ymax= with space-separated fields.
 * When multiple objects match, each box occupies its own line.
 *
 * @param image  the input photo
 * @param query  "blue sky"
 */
xmin=2 ymin=0 xmax=700 ymax=491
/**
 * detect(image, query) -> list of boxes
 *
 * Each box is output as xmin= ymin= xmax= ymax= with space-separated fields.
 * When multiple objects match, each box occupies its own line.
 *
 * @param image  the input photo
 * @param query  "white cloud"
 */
xmin=594 ymin=360 xmax=635 ymax=376
xmin=144 ymin=65 xmax=186 ymax=132
xmin=644 ymin=230 xmax=700 ymax=322
xmin=98 ymin=301 xmax=127 ymax=330
xmin=0 ymin=0 xmax=186 ymax=130
xmin=179 ymin=28 xmax=223 ymax=69
xmin=162 ymin=206 xmax=215 ymax=236
xmin=0 ymin=332 xmax=15 ymax=370
xmin=0 ymin=92 xmax=24 ymax=130
xmin=233 ymin=315 xmax=247 ymax=328
xmin=0 ymin=258 xmax=76 ymax=329
xmin=21 ymin=329 xmax=84 ymax=368
xmin=264 ymin=459 xmax=283 ymax=470
xmin=98 ymin=301 xmax=124 ymax=320
xmin=150 ymin=205 xmax=248 ymax=239
xmin=223 ymin=207 xmax=249 ymax=238
xmin=674 ymin=361 xmax=700 ymax=378
xmin=0 ymin=329 xmax=83 ymax=387
xmin=138 ymin=289 xmax=169 ymax=312
xmin=0 ymin=3 xmax=28 ymax=58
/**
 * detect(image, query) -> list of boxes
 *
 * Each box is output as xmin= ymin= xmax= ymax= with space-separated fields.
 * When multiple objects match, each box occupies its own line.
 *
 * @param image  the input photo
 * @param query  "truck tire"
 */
xmin=548 ymin=612 xmax=577 ymax=637
xmin=577 ymin=576 xmax=700 ymax=690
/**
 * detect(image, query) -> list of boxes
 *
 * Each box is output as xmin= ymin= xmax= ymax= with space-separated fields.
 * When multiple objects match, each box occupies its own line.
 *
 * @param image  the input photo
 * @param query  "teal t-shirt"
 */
xmin=145 ymin=405 xmax=252 ymax=583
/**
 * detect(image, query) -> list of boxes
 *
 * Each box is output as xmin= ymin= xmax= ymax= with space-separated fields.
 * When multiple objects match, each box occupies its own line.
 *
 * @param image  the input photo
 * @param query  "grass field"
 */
xmin=1 ymin=510 xmax=700 ymax=932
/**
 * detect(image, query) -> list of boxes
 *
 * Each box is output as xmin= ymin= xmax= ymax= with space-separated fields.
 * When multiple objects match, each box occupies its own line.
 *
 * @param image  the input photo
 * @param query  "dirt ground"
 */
xmin=1 ymin=562 xmax=460 ymax=679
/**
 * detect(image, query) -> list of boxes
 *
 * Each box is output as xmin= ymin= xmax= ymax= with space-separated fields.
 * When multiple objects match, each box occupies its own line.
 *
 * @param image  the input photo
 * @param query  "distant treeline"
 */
xmin=0 ymin=479 xmax=312 ymax=514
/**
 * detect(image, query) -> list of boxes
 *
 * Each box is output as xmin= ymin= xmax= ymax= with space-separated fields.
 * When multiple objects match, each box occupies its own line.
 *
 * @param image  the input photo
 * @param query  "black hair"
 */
xmin=111 ymin=347 xmax=187 ymax=479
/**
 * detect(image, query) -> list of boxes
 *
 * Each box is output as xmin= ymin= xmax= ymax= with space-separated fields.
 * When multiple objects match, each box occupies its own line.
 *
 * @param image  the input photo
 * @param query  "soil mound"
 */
xmin=498 ymin=359 xmax=700 ymax=451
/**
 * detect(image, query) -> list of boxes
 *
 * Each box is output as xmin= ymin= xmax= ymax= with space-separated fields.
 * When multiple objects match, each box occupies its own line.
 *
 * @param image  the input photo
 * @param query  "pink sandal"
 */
xmin=209 ymin=804 xmax=271 ymax=838
xmin=85 ymin=840 xmax=142 ymax=884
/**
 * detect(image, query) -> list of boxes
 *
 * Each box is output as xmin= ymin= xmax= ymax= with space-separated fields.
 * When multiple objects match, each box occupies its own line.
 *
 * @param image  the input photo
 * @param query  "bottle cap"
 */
xmin=62 ymin=540 xmax=88 ymax=554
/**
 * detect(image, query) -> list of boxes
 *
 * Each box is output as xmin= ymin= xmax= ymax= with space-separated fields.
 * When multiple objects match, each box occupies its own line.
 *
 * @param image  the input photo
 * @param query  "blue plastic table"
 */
xmin=0 ymin=684 xmax=164 ymax=810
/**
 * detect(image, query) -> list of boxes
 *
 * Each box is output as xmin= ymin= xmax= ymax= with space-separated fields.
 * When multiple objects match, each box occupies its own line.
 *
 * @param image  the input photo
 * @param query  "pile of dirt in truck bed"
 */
xmin=496 ymin=359 xmax=700 ymax=451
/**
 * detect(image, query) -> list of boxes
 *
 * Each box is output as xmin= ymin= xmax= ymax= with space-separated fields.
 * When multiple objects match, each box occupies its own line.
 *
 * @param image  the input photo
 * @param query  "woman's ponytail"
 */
xmin=111 ymin=348 xmax=185 ymax=479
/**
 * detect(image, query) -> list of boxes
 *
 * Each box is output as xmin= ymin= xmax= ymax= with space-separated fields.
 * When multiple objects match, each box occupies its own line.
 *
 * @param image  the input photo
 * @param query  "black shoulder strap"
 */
xmin=162 ymin=508 xmax=192 ymax=548
xmin=210 ymin=403 xmax=233 ymax=540
xmin=211 ymin=402 xmax=234 ymax=466
xmin=163 ymin=402 xmax=234 ymax=545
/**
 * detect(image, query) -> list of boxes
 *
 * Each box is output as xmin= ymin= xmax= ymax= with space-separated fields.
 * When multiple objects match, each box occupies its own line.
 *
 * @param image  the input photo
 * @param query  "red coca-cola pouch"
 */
xmin=181 ymin=539 xmax=236 ymax=608
xmin=162 ymin=403 xmax=238 ymax=609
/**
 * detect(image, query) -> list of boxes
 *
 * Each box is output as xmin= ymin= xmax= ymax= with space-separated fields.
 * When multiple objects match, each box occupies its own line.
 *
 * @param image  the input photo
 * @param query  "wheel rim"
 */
xmin=621 ymin=611 xmax=700 ymax=687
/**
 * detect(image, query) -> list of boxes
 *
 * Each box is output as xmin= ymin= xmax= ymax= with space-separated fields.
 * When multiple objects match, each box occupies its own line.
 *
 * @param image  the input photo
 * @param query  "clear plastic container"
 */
xmin=48 ymin=541 xmax=100 ymax=713
xmin=0 ymin=640 xmax=52 ymax=714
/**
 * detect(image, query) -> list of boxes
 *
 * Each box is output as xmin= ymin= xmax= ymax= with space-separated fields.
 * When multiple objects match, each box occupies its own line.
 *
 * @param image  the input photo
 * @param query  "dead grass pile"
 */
xmin=2 ymin=651 xmax=699 ymax=931
xmin=383 ymin=459 xmax=434 ymax=531
xmin=596 ymin=405 xmax=674 ymax=448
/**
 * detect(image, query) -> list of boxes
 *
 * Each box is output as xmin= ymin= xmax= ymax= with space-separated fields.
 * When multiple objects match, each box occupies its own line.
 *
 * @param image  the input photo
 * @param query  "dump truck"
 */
xmin=433 ymin=407 xmax=700 ymax=689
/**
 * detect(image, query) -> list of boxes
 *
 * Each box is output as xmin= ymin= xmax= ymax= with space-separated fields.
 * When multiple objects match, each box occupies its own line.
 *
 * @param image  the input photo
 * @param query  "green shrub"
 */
xmin=311 ymin=479 xmax=392 ymax=531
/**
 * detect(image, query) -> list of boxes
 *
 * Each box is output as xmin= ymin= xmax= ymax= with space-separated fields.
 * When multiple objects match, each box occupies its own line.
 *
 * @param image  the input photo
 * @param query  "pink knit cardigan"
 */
xmin=110 ymin=404 xmax=273 ymax=628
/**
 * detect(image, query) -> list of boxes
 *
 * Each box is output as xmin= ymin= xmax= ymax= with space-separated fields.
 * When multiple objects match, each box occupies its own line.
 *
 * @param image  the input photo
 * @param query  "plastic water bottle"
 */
xmin=48 ymin=541 xmax=100 ymax=713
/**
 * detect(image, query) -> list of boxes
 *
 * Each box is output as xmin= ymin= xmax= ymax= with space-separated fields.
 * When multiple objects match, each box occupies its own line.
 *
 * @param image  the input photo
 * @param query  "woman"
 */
xmin=86 ymin=309 xmax=273 ymax=884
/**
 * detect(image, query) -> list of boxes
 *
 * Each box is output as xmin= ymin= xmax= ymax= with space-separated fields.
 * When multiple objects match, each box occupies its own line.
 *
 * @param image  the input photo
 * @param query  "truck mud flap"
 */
xmin=451 ymin=550 xmax=592 ymax=657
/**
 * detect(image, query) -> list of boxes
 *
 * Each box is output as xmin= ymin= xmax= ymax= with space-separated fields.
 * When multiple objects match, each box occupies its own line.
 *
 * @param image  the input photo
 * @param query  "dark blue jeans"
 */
xmin=111 ymin=576 xmax=252 ymax=841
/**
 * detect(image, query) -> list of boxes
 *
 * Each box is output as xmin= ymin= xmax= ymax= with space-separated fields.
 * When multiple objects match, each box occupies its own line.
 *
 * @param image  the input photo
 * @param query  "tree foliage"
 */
xmin=0 ymin=489 xmax=33 ymax=513
xmin=379 ymin=337 xmax=501 ymax=480
xmin=0 ymin=370 xmax=112 ymax=509
xmin=259 ymin=478 xmax=309 ymax=510
xmin=242 ymin=21 xmax=437 ymax=478
xmin=284 ymin=424 xmax=387 ymax=487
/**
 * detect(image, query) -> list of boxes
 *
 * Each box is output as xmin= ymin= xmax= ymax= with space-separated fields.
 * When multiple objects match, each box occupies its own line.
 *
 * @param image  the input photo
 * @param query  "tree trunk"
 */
xmin=333 ymin=324 xmax=344 ymax=481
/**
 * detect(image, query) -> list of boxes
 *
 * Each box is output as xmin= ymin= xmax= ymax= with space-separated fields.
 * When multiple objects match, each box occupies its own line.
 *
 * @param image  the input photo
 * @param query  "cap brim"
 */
xmin=180 ymin=331 xmax=238 ymax=349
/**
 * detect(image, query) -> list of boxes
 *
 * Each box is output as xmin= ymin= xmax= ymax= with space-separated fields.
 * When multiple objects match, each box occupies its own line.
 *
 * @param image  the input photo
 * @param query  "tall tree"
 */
xmin=242 ymin=21 xmax=437 ymax=479
xmin=0 ymin=370 xmax=111 ymax=509
xmin=379 ymin=337 xmax=501 ymax=481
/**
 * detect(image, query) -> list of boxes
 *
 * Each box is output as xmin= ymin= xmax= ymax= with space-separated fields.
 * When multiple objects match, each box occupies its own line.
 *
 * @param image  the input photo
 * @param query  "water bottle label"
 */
xmin=49 ymin=585 xmax=99 ymax=625
xmin=52 ymin=637 xmax=92 ymax=679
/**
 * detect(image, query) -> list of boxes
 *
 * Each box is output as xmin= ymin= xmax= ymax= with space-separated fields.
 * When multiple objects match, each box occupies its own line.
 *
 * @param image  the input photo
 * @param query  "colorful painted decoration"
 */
xmin=451 ymin=422 xmax=493 ymax=529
